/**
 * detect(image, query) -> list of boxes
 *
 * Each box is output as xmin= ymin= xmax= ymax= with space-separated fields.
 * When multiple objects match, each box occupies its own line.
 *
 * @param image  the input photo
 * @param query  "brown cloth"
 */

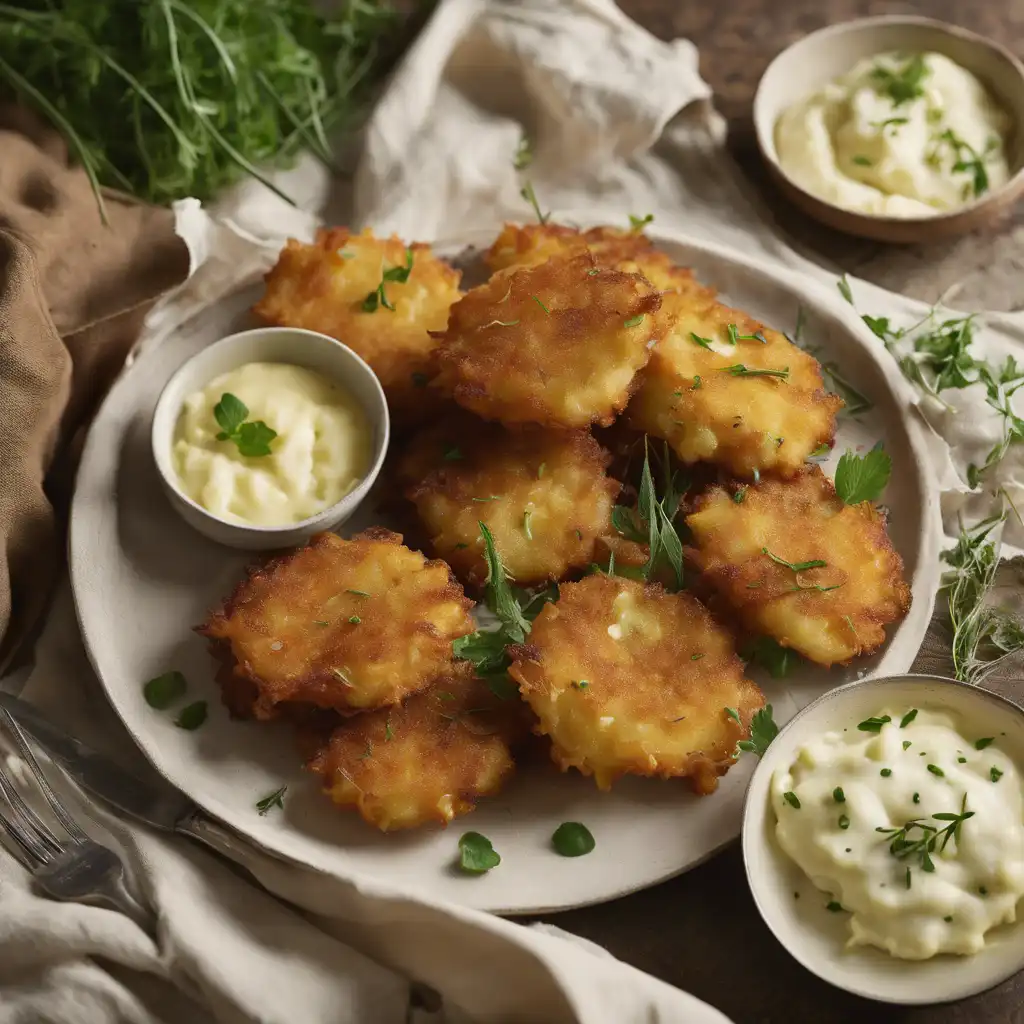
xmin=0 ymin=107 xmax=189 ymax=673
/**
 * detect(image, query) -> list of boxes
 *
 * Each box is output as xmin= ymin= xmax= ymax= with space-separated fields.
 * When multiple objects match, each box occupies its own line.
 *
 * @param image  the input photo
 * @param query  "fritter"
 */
xmin=626 ymin=294 xmax=843 ymax=478
xmin=508 ymin=574 xmax=763 ymax=794
xmin=685 ymin=466 xmax=911 ymax=666
xmin=398 ymin=416 xmax=621 ymax=587
xmin=433 ymin=253 xmax=671 ymax=429
xmin=252 ymin=227 xmax=461 ymax=426
xmin=197 ymin=529 xmax=475 ymax=718
xmin=484 ymin=222 xmax=712 ymax=301
xmin=307 ymin=667 xmax=519 ymax=831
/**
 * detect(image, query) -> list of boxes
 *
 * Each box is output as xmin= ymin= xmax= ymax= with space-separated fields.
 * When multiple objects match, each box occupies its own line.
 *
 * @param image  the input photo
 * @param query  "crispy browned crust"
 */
xmin=685 ymin=466 xmax=912 ymax=666
xmin=306 ymin=664 xmax=521 ymax=831
xmin=434 ymin=252 xmax=672 ymax=429
xmin=508 ymin=574 xmax=763 ymax=794
xmin=196 ymin=530 xmax=475 ymax=718
xmin=252 ymin=227 xmax=462 ymax=427
xmin=626 ymin=292 xmax=844 ymax=478
xmin=396 ymin=413 xmax=621 ymax=587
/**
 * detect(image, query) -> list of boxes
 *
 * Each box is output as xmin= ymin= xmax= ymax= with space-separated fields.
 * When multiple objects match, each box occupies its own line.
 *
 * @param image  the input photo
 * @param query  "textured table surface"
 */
xmin=533 ymin=3 xmax=1024 ymax=1022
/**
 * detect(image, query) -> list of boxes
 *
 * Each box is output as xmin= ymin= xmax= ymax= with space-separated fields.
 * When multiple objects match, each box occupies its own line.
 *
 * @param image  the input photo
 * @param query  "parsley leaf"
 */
xmin=737 ymin=705 xmax=779 ymax=756
xmin=143 ymin=670 xmax=187 ymax=710
xmin=175 ymin=700 xmax=208 ymax=730
xmin=834 ymin=444 xmax=892 ymax=504
xmin=214 ymin=393 xmax=277 ymax=457
xmin=870 ymin=54 xmax=929 ymax=107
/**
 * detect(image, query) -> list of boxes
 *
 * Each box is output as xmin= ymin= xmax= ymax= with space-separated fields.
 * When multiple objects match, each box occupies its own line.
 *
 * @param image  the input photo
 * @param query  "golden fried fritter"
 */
xmin=484 ymin=223 xmax=711 ymax=301
xmin=627 ymin=295 xmax=843 ymax=477
xmin=398 ymin=416 xmax=621 ymax=587
xmin=197 ymin=529 xmax=475 ymax=718
xmin=685 ymin=467 xmax=911 ymax=666
xmin=508 ymin=574 xmax=763 ymax=793
xmin=434 ymin=253 xmax=671 ymax=429
xmin=307 ymin=667 xmax=519 ymax=831
xmin=252 ymin=228 xmax=461 ymax=426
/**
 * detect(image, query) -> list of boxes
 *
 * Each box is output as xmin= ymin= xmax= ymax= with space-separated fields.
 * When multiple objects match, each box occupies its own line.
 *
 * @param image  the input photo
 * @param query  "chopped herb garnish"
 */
xmin=837 ymin=275 xmax=854 ymax=304
xmin=552 ymin=821 xmax=596 ymax=857
xmin=826 ymin=900 xmax=844 ymax=913
xmin=783 ymin=791 xmax=801 ymax=809
xmin=724 ymin=364 xmax=789 ymax=380
xmin=876 ymin=795 xmax=973 ymax=880
xmin=691 ymin=653 xmax=704 ymax=661
xmin=213 ymin=393 xmax=277 ymax=458
xmin=913 ymin=792 xmax=920 ymax=804
xmin=870 ymin=54 xmax=929 ymax=106
xmin=975 ymin=737 xmax=995 ymax=750
xmin=744 ymin=636 xmax=797 ymax=679
xmin=347 ymin=590 xmax=370 ymax=598
xmin=143 ymin=670 xmax=187 ymax=710
xmin=725 ymin=707 xmax=741 ymax=723
xmin=958 ymin=757 xmax=967 ymax=763
xmin=624 ymin=314 xmax=645 ymax=328
xmin=833 ymin=787 xmax=846 ymax=803
xmin=762 ymin=548 xmax=827 ymax=573
xmin=628 ymin=213 xmax=654 ymax=231
xmin=944 ymin=915 xmax=953 ymax=923
xmin=689 ymin=332 xmax=714 ymax=349
xmin=726 ymin=323 xmax=767 ymax=345
xmin=880 ymin=768 xmax=892 ymax=778
xmin=737 ymin=705 xmax=779 ymax=756
xmin=348 ymin=616 xmax=361 ymax=624
xmin=691 ymin=375 xmax=702 ymax=390
xmin=927 ymin=764 xmax=944 ymax=777
xmin=522 ymin=509 xmax=534 ymax=540
xmin=385 ymin=717 xmax=394 ymax=742
xmin=175 ymin=701 xmax=207 ymax=731
xmin=533 ymin=295 xmax=550 ymax=315
xmin=930 ymin=129 xmax=994 ymax=198
xmin=480 ymin=318 xmax=520 ymax=328
xmin=991 ymin=766 xmax=1004 ymax=782
xmin=838 ymin=814 xmax=850 ymax=830
xmin=571 ymin=680 xmax=589 ymax=690
xmin=852 ymin=155 xmax=873 ymax=167
xmin=903 ymin=741 xmax=912 ymax=751
xmin=834 ymin=445 xmax=892 ymax=504
xmin=857 ymin=715 xmax=891 ymax=733
xmin=362 ymin=248 xmax=413 ymax=312
xmin=256 ymin=786 xmax=287 ymax=816
xmin=900 ymin=709 xmax=918 ymax=728
xmin=472 ymin=496 xmax=500 ymax=503
xmin=733 ymin=488 xmax=746 ymax=504
xmin=458 ymin=831 xmax=501 ymax=873
xmin=871 ymin=116 xmax=910 ymax=134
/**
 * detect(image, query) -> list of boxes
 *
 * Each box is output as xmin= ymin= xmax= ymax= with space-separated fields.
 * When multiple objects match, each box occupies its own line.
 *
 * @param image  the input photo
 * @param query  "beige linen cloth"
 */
xmin=4 ymin=1 xmax=1024 ymax=1022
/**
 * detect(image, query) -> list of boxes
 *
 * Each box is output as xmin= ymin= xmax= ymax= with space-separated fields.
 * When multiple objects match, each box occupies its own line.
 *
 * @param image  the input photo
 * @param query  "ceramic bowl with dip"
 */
xmin=743 ymin=674 xmax=1024 ymax=1004
xmin=753 ymin=17 xmax=1024 ymax=242
xmin=152 ymin=326 xmax=389 ymax=550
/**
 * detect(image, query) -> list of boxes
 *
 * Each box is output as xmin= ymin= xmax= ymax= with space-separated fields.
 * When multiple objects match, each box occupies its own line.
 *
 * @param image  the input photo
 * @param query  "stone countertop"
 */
xmin=534 ymin=3 xmax=1024 ymax=1022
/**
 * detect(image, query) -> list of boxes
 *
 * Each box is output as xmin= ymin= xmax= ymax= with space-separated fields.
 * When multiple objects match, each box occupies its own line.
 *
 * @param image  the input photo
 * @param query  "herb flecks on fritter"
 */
xmin=434 ymin=253 xmax=670 ymax=429
xmin=197 ymin=529 xmax=475 ymax=718
xmin=398 ymin=417 xmax=621 ymax=588
xmin=627 ymin=295 xmax=843 ymax=478
xmin=485 ymin=223 xmax=712 ymax=301
xmin=686 ymin=466 xmax=911 ymax=666
xmin=307 ymin=666 xmax=521 ymax=831
xmin=508 ymin=574 xmax=763 ymax=794
xmin=252 ymin=227 xmax=461 ymax=426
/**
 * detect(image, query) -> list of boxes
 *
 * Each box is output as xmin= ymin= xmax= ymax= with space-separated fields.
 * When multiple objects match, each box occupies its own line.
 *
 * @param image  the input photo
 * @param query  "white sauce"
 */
xmin=772 ymin=708 xmax=1024 ymax=959
xmin=775 ymin=52 xmax=1011 ymax=217
xmin=173 ymin=362 xmax=371 ymax=526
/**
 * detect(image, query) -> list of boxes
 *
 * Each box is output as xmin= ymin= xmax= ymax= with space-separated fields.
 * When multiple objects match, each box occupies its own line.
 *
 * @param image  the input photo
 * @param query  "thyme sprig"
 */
xmin=875 ymin=794 xmax=974 ymax=882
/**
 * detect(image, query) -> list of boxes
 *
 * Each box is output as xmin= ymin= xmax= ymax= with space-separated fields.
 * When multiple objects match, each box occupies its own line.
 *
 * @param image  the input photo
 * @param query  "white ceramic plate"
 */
xmin=69 ymin=223 xmax=941 ymax=914
xmin=743 ymin=675 xmax=1024 ymax=1004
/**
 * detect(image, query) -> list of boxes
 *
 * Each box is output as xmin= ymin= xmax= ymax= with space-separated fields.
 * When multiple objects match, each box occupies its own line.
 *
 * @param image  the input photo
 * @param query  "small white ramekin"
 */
xmin=151 ymin=326 xmax=389 ymax=550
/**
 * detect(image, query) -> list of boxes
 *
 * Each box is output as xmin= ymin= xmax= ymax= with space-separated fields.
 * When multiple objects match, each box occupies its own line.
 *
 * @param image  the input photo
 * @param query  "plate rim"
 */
xmin=67 ymin=216 xmax=943 ymax=914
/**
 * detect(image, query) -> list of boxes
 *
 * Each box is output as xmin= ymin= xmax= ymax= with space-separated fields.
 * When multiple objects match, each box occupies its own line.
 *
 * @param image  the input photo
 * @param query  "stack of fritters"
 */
xmin=198 ymin=218 xmax=912 ymax=833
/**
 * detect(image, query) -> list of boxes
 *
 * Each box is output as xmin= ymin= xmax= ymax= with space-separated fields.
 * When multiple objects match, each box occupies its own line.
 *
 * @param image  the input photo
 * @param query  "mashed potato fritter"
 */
xmin=399 ymin=417 xmax=621 ymax=587
xmin=509 ymin=574 xmax=763 ymax=793
xmin=197 ymin=529 xmax=475 ymax=718
xmin=307 ymin=667 xmax=519 ymax=831
xmin=685 ymin=467 xmax=911 ymax=665
xmin=434 ymin=253 xmax=670 ymax=428
xmin=253 ymin=228 xmax=461 ymax=426
xmin=627 ymin=296 xmax=843 ymax=477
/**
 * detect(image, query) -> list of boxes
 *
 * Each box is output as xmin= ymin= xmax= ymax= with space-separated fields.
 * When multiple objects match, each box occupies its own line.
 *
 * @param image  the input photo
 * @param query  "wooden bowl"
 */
xmin=753 ymin=16 xmax=1024 ymax=243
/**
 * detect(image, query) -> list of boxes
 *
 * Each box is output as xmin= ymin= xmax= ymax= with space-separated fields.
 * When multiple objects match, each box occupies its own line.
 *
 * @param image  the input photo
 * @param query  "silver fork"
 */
xmin=0 ymin=707 xmax=154 ymax=937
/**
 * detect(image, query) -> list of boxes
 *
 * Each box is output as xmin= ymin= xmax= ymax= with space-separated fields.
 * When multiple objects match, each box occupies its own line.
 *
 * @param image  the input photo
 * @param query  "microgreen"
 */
xmin=834 ymin=444 xmax=892 ymax=504
xmin=520 ymin=181 xmax=549 ymax=224
xmin=726 ymin=323 xmax=767 ymax=345
xmin=724 ymin=364 xmax=789 ymax=380
xmin=870 ymin=54 xmax=929 ymax=106
xmin=143 ymin=670 xmax=187 ymax=710
xmin=214 ymin=393 xmax=277 ymax=457
xmin=690 ymin=332 xmax=714 ymax=349
xmin=737 ymin=705 xmax=779 ymax=756
xmin=552 ymin=821 xmax=596 ymax=857
xmin=256 ymin=786 xmax=287 ymax=816
xmin=175 ymin=701 xmax=208 ymax=730
xmin=362 ymin=249 xmax=413 ymax=313
xmin=458 ymin=831 xmax=501 ymax=873
xmin=629 ymin=213 xmax=654 ymax=231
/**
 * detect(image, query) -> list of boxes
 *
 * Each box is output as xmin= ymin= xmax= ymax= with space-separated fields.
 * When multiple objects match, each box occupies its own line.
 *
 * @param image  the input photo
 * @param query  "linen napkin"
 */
xmin=5 ymin=1 xmax=1024 ymax=1023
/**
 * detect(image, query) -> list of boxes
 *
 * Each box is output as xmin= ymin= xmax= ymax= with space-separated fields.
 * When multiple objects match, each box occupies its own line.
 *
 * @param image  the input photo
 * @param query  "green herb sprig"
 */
xmin=736 ymin=705 xmax=779 ymax=756
xmin=870 ymin=54 xmax=929 ymax=107
xmin=875 ymin=794 xmax=974 ymax=881
xmin=362 ymin=249 xmax=414 ymax=313
xmin=214 ymin=393 xmax=277 ymax=457
xmin=834 ymin=444 xmax=892 ymax=504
